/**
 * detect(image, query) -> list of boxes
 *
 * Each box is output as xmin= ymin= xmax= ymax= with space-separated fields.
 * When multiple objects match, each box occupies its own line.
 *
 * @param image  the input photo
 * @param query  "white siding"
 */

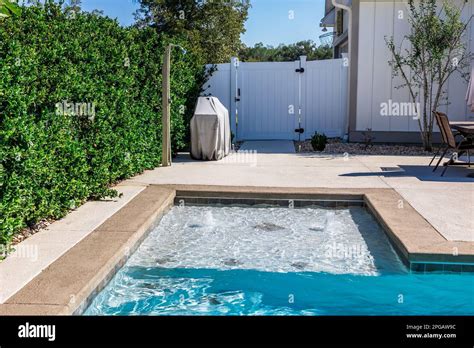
xmin=356 ymin=0 xmax=474 ymax=132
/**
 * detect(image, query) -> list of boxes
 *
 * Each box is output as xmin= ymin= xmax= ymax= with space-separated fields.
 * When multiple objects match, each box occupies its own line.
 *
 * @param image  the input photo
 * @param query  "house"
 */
xmin=320 ymin=0 xmax=349 ymax=59
xmin=321 ymin=0 xmax=474 ymax=143
xmin=205 ymin=0 xmax=473 ymax=143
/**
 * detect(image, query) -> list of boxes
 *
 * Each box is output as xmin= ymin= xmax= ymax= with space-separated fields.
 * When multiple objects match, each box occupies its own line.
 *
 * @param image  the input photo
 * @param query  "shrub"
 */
xmin=0 ymin=1 xmax=207 ymax=246
xmin=311 ymin=132 xmax=328 ymax=152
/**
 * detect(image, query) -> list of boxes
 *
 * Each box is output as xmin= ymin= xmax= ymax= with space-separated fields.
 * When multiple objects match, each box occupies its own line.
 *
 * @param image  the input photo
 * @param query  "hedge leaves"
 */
xmin=0 ymin=1 xmax=206 ymax=246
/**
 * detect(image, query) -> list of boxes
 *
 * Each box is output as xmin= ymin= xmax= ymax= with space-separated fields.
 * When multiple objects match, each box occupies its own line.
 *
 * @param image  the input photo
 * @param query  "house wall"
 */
xmin=342 ymin=7 xmax=350 ymax=33
xmin=354 ymin=0 xmax=474 ymax=135
xmin=325 ymin=0 xmax=335 ymax=15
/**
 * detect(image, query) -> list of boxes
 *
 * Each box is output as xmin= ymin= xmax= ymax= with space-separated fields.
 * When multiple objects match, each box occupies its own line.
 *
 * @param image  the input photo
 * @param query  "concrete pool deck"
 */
xmin=0 ymin=150 xmax=473 ymax=313
xmin=0 ymin=184 xmax=473 ymax=315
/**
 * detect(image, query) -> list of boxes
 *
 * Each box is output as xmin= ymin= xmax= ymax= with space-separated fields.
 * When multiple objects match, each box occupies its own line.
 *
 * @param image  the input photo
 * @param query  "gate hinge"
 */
xmin=295 ymin=68 xmax=305 ymax=73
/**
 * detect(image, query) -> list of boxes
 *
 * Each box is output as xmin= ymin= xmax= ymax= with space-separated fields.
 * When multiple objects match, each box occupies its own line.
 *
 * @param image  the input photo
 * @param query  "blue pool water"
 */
xmin=85 ymin=267 xmax=473 ymax=315
xmin=84 ymin=205 xmax=474 ymax=315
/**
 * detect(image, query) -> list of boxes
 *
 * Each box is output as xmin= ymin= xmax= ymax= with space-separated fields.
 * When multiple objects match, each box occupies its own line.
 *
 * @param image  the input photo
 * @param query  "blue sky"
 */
xmin=80 ymin=0 xmax=327 ymax=47
xmin=242 ymin=0 xmax=326 ymax=46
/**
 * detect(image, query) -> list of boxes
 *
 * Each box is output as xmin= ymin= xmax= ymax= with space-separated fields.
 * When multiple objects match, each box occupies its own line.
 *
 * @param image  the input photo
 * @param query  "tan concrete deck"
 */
xmin=0 ymin=186 xmax=175 ymax=315
xmin=0 ymin=151 xmax=472 ymax=309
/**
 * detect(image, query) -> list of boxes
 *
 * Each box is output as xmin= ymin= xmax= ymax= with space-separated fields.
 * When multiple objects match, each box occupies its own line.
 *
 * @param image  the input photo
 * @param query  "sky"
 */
xmin=79 ymin=0 xmax=328 ymax=47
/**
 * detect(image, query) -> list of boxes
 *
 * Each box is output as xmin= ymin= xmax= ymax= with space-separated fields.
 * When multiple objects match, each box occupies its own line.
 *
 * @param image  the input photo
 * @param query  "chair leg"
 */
xmin=441 ymin=154 xmax=454 ymax=177
xmin=468 ymin=150 xmax=471 ymax=168
xmin=441 ymin=149 xmax=465 ymax=177
xmin=429 ymin=146 xmax=441 ymax=166
xmin=433 ymin=147 xmax=448 ymax=172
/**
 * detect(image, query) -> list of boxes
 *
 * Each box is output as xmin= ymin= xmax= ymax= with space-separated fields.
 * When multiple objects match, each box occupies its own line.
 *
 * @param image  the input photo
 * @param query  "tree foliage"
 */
xmin=0 ymin=0 xmax=21 ymax=19
xmin=134 ymin=0 xmax=250 ymax=64
xmin=386 ymin=0 xmax=472 ymax=150
xmin=239 ymin=40 xmax=333 ymax=62
xmin=0 ymin=0 xmax=207 ymax=246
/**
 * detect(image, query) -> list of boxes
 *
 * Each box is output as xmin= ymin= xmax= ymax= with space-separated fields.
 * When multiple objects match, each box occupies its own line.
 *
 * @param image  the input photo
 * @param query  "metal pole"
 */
xmin=162 ymin=44 xmax=171 ymax=167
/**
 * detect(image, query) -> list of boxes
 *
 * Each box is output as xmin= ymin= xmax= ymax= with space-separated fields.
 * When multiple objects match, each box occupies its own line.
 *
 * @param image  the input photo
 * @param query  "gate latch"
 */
xmin=235 ymin=88 xmax=241 ymax=102
xmin=295 ymin=68 xmax=305 ymax=73
xmin=294 ymin=128 xmax=305 ymax=134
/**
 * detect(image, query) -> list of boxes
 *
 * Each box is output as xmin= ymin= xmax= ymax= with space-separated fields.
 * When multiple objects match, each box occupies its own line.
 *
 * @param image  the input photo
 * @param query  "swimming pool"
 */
xmin=84 ymin=204 xmax=474 ymax=315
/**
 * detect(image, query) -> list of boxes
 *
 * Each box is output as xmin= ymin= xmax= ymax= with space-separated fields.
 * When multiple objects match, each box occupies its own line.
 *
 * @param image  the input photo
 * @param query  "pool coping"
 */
xmin=0 ymin=184 xmax=472 ymax=315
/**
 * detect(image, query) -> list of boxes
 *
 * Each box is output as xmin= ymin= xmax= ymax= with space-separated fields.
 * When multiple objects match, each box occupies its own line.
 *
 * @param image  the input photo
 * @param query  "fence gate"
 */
xmin=205 ymin=57 xmax=348 ymax=141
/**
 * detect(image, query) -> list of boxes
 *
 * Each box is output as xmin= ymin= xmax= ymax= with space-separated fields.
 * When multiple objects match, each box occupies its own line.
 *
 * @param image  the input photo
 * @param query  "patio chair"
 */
xmin=430 ymin=111 xmax=473 ymax=176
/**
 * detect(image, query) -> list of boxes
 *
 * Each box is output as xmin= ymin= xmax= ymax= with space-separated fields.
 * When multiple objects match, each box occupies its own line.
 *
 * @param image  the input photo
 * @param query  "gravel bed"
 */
xmin=295 ymin=139 xmax=437 ymax=156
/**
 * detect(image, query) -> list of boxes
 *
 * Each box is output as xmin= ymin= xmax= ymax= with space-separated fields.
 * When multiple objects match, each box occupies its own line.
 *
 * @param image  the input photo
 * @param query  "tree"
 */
xmin=0 ymin=0 xmax=21 ymax=19
xmin=134 ymin=0 xmax=250 ymax=64
xmin=239 ymin=40 xmax=332 ymax=62
xmin=386 ymin=0 xmax=473 ymax=151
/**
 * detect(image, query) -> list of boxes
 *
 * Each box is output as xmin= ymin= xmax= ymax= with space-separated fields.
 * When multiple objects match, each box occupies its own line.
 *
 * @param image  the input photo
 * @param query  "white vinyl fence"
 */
xmin=203 ymin=57 xmax=348 ymax=141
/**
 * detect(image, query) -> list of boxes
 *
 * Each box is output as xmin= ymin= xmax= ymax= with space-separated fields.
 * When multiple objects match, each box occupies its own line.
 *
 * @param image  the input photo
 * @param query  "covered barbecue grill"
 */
xmin=190 ymin=96 xmax=231 ymax=160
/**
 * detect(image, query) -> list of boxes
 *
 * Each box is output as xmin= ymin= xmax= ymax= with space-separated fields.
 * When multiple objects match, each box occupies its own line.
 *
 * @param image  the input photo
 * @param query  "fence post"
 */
xmin=298 ymin=55 xmax=307 ymax=141
xmin=230 ymin=57 xmax=239 ymax=140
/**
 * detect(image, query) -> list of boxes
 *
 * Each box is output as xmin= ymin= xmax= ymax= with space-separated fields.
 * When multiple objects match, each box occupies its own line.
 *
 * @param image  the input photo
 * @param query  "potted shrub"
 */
xmin=311 ymin=132 xmax=328 ymax=151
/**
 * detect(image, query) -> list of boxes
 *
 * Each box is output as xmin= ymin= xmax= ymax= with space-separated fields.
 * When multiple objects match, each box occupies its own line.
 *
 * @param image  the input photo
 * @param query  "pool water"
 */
xmin=84 ymin=205 xmax=474 ymax=315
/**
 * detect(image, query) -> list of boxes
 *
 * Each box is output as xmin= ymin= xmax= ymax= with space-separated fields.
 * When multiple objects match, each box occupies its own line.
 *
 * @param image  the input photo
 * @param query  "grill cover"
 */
xmin=190 ymin=97 xmax=231 ymax=160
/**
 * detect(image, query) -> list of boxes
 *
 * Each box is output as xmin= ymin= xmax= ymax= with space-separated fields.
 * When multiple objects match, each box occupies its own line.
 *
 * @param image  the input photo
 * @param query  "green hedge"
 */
xmin=0 ymin=1 xmax=207 ymax=246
